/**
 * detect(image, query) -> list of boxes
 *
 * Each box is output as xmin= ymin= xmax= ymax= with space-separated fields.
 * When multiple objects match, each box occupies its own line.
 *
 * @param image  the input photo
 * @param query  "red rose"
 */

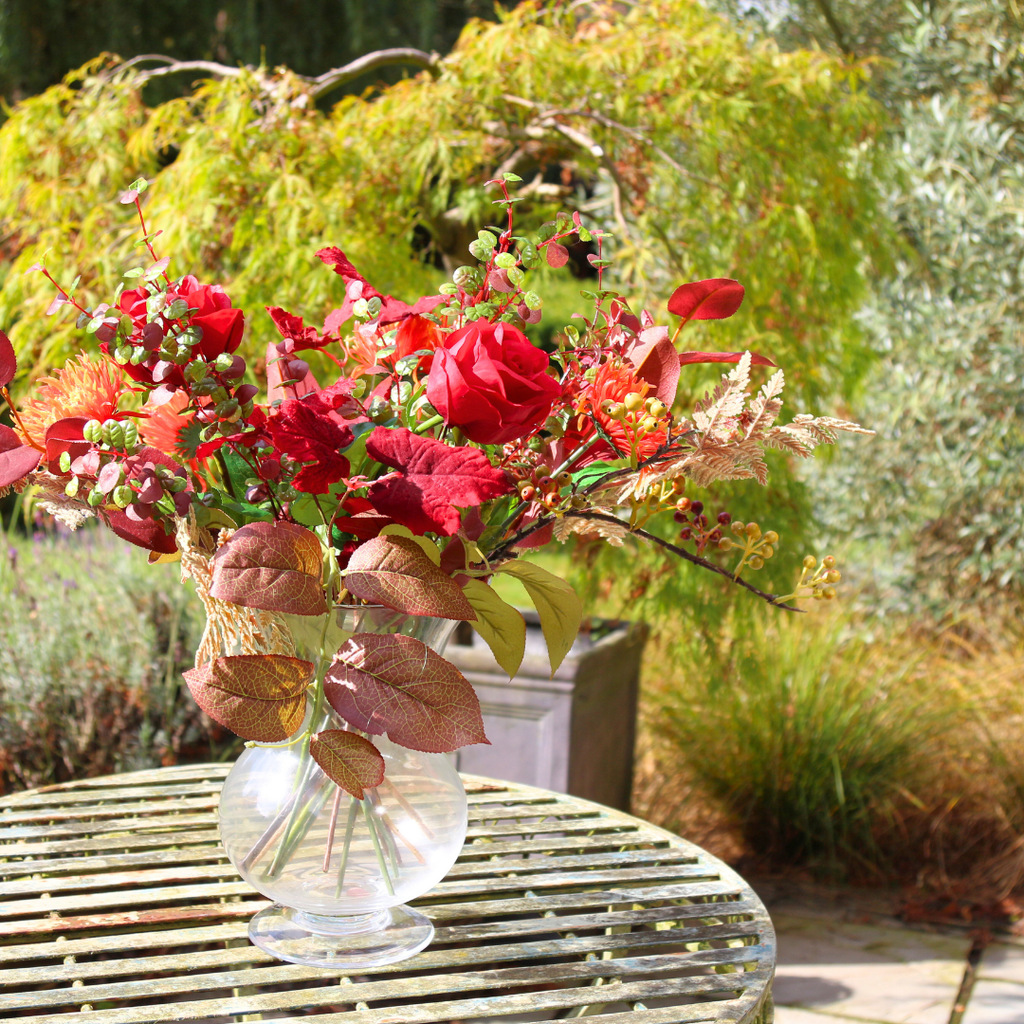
xmin=108 ymin=276 xmax=244 ymax=389
xmin=426 ymin=321 xmax=560 ymax=445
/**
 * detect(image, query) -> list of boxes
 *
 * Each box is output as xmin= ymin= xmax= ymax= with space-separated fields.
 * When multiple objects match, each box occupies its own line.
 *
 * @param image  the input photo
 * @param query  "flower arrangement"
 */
xmin=0 ymin=173 xmax=867 ymax=802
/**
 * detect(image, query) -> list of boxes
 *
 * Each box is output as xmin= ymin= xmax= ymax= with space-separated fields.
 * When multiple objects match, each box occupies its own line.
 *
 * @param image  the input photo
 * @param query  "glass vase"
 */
xmin=218 ymin=606 xmax=466 ymax=968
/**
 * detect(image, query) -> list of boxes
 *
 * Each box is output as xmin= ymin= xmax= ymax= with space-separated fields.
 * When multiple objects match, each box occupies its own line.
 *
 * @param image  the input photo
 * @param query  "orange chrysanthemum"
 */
xmin=18 ymin=353 xmax=126 ymax=447
xmin=578 ymin=359 xmax=668 ymax=462
xmin=138 ymin=389 xmax=192 ymax=457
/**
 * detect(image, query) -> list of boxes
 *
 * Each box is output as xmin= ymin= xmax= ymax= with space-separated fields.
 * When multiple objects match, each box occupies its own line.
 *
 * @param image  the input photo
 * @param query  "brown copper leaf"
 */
xmin=210 ymin=520 xmax=326 ymax=615
xmin=310 ymin=729 xmax=385 ymax=799
xmin=183 ymin=654 xmax=312 ymax=742
xmin=324 ymin=633 xmax=488 ymax=753
xmin=344 ymin=534 xmax=476 ymax=620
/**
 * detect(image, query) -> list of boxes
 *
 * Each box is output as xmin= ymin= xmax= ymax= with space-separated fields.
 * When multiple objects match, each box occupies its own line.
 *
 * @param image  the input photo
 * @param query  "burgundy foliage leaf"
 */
xmin=324 ymin=633 xmax=488 ymax=752
xmin=44 ymin=417 xmax=90 ymax=474
xmin=183 ymin=654 xmax=312 ymax=742
xmin=0 ymin=328 xmax=16 ymax=388
xmin=267 ymin=394 xmax=354 ymax=494
xmin=344 ymin=534 xmax=476 ymax=620
xmin=546 ymin=243 xmax=569 ymax=269
xmin=667 ymin=279 xmax=745 ymax=321
xmin=210 ymin=520 xmax=326 ymax=615
xmin=0 ymin=424 xmax=41 ymax=488
xmin=335 ymin=510 xmax=398 ymax=540
xmin=679 ymin=351 xmax=777 ymax=367
xmin=104 ymin=509 xmax=178 ymax=554
xmin=318 ymin=246 xmax=443 ymax=329
xmin=266 ymin=306 xmax=334 ymax=351
xmin=364 ymin=428 xmax=512 ymax=536
xmin=625 ymin=326 xmax=681 ymax=407
xmin=310 ymin=730 xmax=385 ymax=799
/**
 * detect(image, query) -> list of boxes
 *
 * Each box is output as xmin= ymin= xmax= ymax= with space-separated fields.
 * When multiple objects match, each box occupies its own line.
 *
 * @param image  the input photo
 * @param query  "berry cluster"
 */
xmin=717 ymin=520 xmax=779 ymax=577
xmin=516 ymin=463 xmax=577 ymax=510
xmin=601 ymin=392 xmax=669 ymax=439
xmin=672 ymin=498 xmax=729 ymax=556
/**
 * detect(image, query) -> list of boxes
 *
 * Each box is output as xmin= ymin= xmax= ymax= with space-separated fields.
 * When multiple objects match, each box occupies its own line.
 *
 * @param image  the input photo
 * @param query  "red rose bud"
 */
xmin=426 ymin=321 xmax=560 ymax=445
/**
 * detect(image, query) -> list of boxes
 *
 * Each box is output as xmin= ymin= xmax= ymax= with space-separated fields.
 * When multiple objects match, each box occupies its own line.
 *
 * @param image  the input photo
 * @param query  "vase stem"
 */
xmin=322 ymin=785 xmax=344 ymax=872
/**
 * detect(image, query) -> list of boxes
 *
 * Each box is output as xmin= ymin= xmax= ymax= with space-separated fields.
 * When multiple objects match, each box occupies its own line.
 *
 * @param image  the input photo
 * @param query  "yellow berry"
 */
xmin=609 ymin=403 xmax=626 ymax=420
xmin=763 ymin=530 xmax=779 ymax=545
xmin=812 ymin=588 xmax=825 ymax=600
xmin=731 ymin=521 xmax=746 ymax=537
xmin=745 ymin=522 xmax=761 ymax=541
xmin=624 ymin=392 xmax=644 ymax=412
xmin=640 ymin=416 xmax=658 ymax=433
xmin=760 ymin=544 xmax=774 ymax=559
xmin=672 ymin=478 xmax=686 ymax=494
xmin=649 ymin=400 xmax=667 ymax=419
xmin=749 ymin=555 xmax=764 ymax=570
xmin=803 ymin=555 xmax=817 ymax=569
xmin=533 ymin=464 xmax=551 ymax=480
xmin=826 ymin=570 xmax=841 ymax=583
xmin=600 ymin=399 xmax=616 ymax=415
xmin=822 ymin=555 xmax=836 ymax=569
xmin=717 ymin=538 xmax=733 ymax=551
xmin=823 ymin=586 xmax=836 ymax=600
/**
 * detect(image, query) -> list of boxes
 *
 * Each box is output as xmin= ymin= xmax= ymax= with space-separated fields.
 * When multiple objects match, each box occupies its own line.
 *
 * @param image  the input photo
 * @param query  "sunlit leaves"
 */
xmin=667 ymin=279 xmax=745 ymax=322
xmin=310 ymin=729 xmax=385 ymax=799
xmin=324 ymin=633 xmax=487 ymax=752
xmin=344 ymin=534 xmax=476 ymax=620
xmin=183 ymin=654 xmax=312 ymax=742
xmin=460 ymin=577 xmax=527 ymax=678
xmin=493 ymin=561 xmax=583 ymax=675
xmin=210 ymin=520 xmax=326 ymax=615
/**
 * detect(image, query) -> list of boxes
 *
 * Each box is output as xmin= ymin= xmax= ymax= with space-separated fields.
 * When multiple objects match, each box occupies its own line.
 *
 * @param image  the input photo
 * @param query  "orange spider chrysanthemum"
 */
xmin=138 ymin=389 xmax=192 ymax=458
xmin=18 ymin=353 xmax=126 ymax=447
xmin=577 ymin=359 xmax=668 ymax=462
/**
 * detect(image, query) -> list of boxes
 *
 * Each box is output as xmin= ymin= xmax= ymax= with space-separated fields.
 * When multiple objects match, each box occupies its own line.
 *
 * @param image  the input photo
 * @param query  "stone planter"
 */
xmin=445 ymin=612 xmax=649 ymax=811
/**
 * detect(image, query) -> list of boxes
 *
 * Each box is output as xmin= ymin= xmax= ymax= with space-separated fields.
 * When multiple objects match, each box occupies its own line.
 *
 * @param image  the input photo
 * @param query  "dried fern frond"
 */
xmin=553 ymin=511 xmax=630 ymax=547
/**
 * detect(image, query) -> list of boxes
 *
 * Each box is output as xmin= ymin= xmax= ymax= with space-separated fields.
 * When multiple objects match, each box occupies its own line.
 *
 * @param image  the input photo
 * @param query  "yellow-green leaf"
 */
xmin=460 ymin=578 xmax=526 ymax=678
xmin=494 ymin=561 xmax=582 ymax=675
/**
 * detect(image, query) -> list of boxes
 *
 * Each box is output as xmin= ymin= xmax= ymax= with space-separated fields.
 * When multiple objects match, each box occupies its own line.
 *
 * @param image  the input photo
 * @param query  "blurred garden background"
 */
xmin=1 ymin=0 xmax=1023 ymax=919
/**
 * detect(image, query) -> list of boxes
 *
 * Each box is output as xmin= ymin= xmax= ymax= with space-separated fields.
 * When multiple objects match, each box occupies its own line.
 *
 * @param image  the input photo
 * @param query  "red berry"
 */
xmin=717 ymin=511 xmax=731 ymax=525
xmin=673 ymin=511 xmax=689 ymax=524
xmin=679 ymin=527 xmax=693 ymax=541
xmin=690 ymin=500 xmax=704 ymax=516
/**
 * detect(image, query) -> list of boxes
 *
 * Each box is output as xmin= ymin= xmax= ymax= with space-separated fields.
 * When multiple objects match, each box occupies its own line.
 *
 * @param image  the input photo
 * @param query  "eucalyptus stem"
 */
xmin=364 ymin=799 xmax=395 ymax=896
xmin=334 ymin=797 xmax=360 ymax=897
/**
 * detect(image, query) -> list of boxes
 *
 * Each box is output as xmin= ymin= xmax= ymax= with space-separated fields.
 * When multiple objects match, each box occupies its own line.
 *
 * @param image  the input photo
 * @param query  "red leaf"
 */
xmin=324 ymin=633 xmax=488 ymax=752
xmin=667 ymin=279 xmax=745 ymax=321
xmin=266 ymin=306 xmax=333 ymax=350
xmin=310 ymin=730 xmax=385 ymax=799
xmin=44 ymin=417 xmax=90 ymax=474
xmin=625 ymin=326 xmax=680 ymax=407
xmin=104 ymin=509 xmax=178 ymax=554
xmin=183 ymin=654 xmax=311 ymax=742
xmin=364 ymin=428 xmax=512 ymax=536
xmin=0 ymin=424 xmax=41 ymax=487
xmin=679 ymin=351 xmax=777 ymax=367
xmin=546 ymin=243 xmax=569 ymax=268
xmin=0 ymin=328 xmax=16 ymax=389
xmin=344 ymin=534 xmax=476 ymax=620
xmin=335 ymin=510 xmax=397 ymax=540
xmin=210 ymin=521 xmax=326 ymax=615
xmin=267 ymin=394 xmax=354 ymax=494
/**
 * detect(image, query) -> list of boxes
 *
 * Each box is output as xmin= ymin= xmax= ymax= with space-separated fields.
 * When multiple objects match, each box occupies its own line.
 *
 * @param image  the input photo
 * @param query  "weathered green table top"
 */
xmin=0 ymin=764 xmax=775 ymax=1023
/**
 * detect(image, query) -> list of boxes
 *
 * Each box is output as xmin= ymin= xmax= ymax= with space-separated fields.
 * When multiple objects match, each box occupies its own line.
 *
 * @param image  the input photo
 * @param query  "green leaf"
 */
xmin=571 ymin=460 xmax=620 ymax=491
xmin=494 ymin=561 xmax=582 ymax=674
xmin=460 ymin=578 xmax=526 ymax=678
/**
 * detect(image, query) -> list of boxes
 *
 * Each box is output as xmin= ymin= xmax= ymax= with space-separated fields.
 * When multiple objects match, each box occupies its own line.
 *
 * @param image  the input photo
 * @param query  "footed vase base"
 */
xmin=248 ymin=903 xmax=434 ymax=968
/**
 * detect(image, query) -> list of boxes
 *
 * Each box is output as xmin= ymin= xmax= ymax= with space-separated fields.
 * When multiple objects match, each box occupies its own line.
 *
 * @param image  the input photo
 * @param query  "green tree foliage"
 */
xmin=751 ymin=0 xmax=1024 ymax=611
xmin=0 ymin=0 xmax=890 ymax=413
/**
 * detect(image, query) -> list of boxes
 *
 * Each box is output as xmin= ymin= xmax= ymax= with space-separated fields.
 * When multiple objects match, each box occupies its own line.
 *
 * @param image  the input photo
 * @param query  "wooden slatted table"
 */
xmin=0 ymin=764 xmax=775 ymax=1022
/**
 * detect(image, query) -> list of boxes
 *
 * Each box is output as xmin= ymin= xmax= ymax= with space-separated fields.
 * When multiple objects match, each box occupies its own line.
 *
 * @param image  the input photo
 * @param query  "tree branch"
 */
xmin=113 ymin=48 xmax=442 ymax=96
xmin=812 ymin=0 xmax=854 ymax=59
xmin=488 ymin=510 xmax=801 ymax=611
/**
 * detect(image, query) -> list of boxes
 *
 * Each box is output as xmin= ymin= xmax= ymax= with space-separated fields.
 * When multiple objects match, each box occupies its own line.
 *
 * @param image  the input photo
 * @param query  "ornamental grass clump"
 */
xmin=0 ymin=173 xmax=867 ymax=876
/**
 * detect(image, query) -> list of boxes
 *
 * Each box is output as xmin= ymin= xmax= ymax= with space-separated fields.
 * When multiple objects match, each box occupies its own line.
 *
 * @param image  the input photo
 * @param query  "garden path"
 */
xmin=754 ymin=879 xmax=1024 ymax=1023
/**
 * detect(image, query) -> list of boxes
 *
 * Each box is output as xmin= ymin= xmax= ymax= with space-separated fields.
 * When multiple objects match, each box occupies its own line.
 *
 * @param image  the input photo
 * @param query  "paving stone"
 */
xmin=774 ymin=1005 xmax=884 ymax=1024
xmin=771 ymin=911 xmax=970 ymax=1024
xmin=961 ymin=978 xmax=1024 ymax=1023
xmin=978 ymin=942 xmax=1024 ymax=984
